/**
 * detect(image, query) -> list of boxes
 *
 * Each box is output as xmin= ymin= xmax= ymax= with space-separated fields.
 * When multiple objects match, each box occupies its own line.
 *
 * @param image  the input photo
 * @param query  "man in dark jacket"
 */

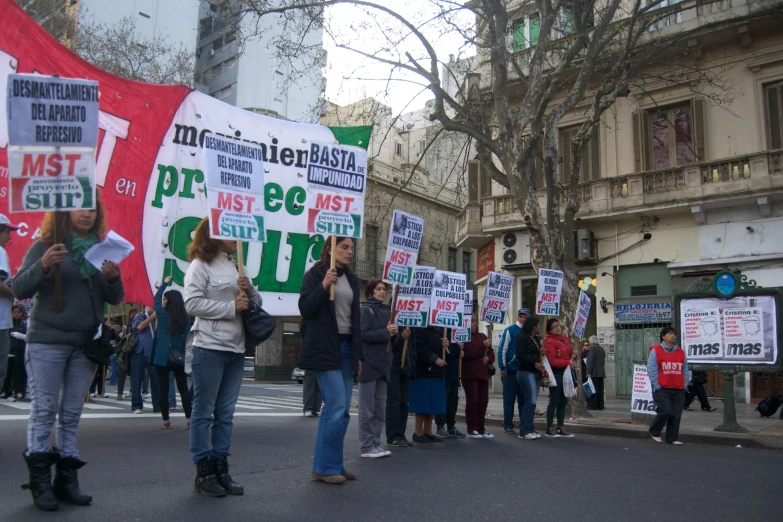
xmin=515 ymin=317 xmax=545 ymax=439
xmin=435 ymin=333 xmax=465 ymax=439
xmin=586 ymin=336 xmax=606 ymax=410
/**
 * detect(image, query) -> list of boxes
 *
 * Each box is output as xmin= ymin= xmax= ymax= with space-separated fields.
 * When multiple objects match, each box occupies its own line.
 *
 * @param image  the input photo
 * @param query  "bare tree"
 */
xmin=15 ymin=0 xmax=79 ymax=45
xmin=238 ymin=0 xmax=781 ymax=415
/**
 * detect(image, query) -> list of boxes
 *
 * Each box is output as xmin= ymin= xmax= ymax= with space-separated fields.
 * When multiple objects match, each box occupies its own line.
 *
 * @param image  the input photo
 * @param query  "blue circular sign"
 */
xmin=716 ymin=274 xmax=736 ymax=296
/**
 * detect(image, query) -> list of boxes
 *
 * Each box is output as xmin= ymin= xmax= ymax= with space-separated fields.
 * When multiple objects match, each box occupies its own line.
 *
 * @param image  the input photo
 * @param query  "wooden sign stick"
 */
xmin=385 ymin=284 xmax=400 ymax=354
xmin=53 ymin=221 xmax=62 ymax=314
xmin=236 ymin=241 xmax=245 ymax=278
xmin=400 ymin=327 xmax=410 ymax=368
xmin=329 ymin=235 xmax=336 ymax=301
xmin=442 ymin=328 xmax=448 ymax=360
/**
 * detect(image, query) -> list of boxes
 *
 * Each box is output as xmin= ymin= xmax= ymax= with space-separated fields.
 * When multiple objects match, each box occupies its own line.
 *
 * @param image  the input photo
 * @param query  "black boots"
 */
xmin=214 ymin=456 xmax=244 ymax=495
xmin=195 ymin=457 xmax=226 ymax=497
xmin=53 ymin=456 xmax=93 ymax=505
xmin=21 ymin=451 xmax=60 ymax=511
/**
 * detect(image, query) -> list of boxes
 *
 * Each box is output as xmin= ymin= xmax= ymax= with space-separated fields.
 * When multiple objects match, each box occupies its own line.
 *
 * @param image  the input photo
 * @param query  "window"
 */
xmin=511 ymin=14 xmax=540 ymax=53
xmin=468 ymin=161 xmax=493 ymax=203
xmin=462 ymin=251 xmax=472 ymax=286
xmin=448 ymin=248 xmax=457 ymax=272
xmin=633 ymin=99 xmax=706 ymax=172
xmin=212 ymin=38 xmax=224 ymax=52
xmin=559 ymin=125 xmax=601 ymax=183
xmin=225 ymin=31 xmax=237 ymax=43
xmin=221 ymin=58 xmax=236 ymax=73
xmin=418 ymin=140 xmax=426 ymax=155
xmin=764 ymin=80 xmax=783 ymax=150
xmin=631 ymin=285 xmax=658 ymax=297
xmin=366 ymin=225 xmax=379 ymax=266
xmin=200 ymin=17 xmax=213 ymax=37
xmin=395 ymin=142 xmax=403 ymax=156
xmin=210 ymin=85 xmax=232 ymax=101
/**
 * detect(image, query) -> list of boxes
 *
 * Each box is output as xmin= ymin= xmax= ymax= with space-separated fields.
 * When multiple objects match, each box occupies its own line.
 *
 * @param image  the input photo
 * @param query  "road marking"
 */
xmin=0 ymin=412 xmax=358 ymax=421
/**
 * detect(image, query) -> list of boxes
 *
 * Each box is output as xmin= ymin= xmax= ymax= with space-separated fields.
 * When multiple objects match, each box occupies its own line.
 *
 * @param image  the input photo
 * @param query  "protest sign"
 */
xmin=536 ymin=268 xmax=564 ymax=316
xmin=573 ymin=291 xmax=591 ymax=339
xmin=383 ymin=210 xmax=424 ymax=285
xmin=480 ymin=272 xmax=513 ymax=323
xmin=203 ymin=135 xmax=267 ymax=242
xmin=453 ymin=290 xmax=473 ymax=343
xmin=631 ymin=364 xmax=656 ymax=415
xmin=6 ymin=73 xmax=99 ymax=212
xmin=0 ymin=1 xmax=373 ymax=313
xmin=680 ymin=297 xmax=777 ymax=364
xmin=306 ymin=141 xmax=367 ymax=238
xmin=429 ymin=271 xmax=467 ymax=328
xmin=395 ymin=266 xmax=435 ymax=328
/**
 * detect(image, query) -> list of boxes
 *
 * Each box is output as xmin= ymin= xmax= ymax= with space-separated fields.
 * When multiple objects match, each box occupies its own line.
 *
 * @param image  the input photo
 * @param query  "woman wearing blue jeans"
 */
xmin=14 ymin=202 xmax=125 ymax=511
xmin=515 ymin=317 xmax=545 ymax=440
xmin=184 ymin=218 xmax=261 ymax=497
xmin=299 ymin=236 xmax=362 ymax=485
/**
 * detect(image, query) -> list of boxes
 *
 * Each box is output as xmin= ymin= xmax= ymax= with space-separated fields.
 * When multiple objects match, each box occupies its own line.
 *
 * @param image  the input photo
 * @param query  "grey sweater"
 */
xmin=13 ymin=238 xmax=125 ymax=347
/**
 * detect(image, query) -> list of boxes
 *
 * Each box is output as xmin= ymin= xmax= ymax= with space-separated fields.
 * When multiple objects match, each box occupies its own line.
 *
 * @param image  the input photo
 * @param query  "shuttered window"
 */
xmin=559 ymin=125 xmax=601 ymax=183
xmin=468 ymin=160 xmax=492 ymax=201
xmin=764 ymin=82 xmax=783 ymax=150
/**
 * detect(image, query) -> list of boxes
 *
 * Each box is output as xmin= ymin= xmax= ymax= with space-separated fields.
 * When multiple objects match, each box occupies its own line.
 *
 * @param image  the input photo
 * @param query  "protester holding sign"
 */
xmin=460 ymin=315 xmax=495 ymax=439
xmin=543 ymin=319 xmax=575 ymax=438
xmin=647 ymin=327 xmax=690 ymax=445
xmin=298 ymin=236 xmax=362 ymax=484
xmin=14 ymin=200 xmax=125 ymax=511
xmin=185 ymin=217 xmax=261 ymax=497
xmin=358 ymin=277 xmax=397 ymax=459
xmin=410 ymin=326 xmax=449 ymax=443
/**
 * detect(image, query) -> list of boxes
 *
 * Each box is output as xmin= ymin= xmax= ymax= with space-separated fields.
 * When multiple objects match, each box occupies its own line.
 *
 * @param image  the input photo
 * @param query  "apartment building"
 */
xmin=457 ymin=0 xmax=783 ymax=401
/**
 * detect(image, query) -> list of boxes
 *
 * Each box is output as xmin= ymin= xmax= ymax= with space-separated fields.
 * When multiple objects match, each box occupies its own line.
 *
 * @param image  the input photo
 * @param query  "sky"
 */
xmin=321 ymin=1 xmax=475 ymax=115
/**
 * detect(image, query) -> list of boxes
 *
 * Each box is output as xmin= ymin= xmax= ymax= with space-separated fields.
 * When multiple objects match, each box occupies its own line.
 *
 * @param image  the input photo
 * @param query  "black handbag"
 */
xmin=241 ymin=301 xmax=276 ymax=349
xmin=487 ymin=363 xmax=496 ymax=377
xmin=168 ymin=340 xmax=185 ymax=367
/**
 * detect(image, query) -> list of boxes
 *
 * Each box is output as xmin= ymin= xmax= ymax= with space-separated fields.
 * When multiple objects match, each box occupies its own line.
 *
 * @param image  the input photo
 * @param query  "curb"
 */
xmin=455 ymin=414 xmax=783 ymax=450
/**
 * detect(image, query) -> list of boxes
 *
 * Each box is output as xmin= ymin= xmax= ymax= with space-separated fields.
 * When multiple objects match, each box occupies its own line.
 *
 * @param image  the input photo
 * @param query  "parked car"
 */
xmin=292 ymin=367 xmax=305 ymax=384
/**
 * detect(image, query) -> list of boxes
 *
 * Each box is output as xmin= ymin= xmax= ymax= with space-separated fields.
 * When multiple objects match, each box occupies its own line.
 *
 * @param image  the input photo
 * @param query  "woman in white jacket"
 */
xmin=184 ymin=218 xmax=261 ymax=498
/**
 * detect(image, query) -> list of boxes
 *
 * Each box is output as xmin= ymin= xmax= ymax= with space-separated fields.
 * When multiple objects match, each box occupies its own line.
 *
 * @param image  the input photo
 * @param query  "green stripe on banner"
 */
xmin=254 ymin=215 xmax=266 ymax=242
xmin=78 ymin=177 xmax=94 ymax=208
xmin=328 ymin=126 xmax=373 ymax=149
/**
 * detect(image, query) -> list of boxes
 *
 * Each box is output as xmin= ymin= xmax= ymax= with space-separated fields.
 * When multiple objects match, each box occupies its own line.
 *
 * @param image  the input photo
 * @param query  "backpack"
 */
xmin=756 ymin=395 xmax=783 ymax=418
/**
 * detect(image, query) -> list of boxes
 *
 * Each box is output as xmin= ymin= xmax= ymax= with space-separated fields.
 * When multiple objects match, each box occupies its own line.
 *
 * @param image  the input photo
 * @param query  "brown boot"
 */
xmin=340 ymin=470 xmax=357 ymax=481
xmin=310 ymin=472 xmax=346 ymax=484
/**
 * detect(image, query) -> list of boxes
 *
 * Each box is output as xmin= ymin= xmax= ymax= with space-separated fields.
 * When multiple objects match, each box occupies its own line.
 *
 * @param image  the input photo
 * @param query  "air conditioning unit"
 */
xmin=574 ymin=228 xmax=595 ymax=261
xmin=501 ymin=230 xmax=531 ymax=266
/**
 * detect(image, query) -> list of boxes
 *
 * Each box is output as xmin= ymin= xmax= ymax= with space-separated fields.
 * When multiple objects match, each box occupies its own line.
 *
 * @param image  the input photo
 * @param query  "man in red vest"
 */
xmin=647 ymin=326 xmax=690 ymax=445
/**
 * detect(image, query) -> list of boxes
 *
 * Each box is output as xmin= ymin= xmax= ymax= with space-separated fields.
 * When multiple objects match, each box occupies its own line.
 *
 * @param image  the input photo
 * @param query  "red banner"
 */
xmin=1 ymin=0 xmax=190 ymax=304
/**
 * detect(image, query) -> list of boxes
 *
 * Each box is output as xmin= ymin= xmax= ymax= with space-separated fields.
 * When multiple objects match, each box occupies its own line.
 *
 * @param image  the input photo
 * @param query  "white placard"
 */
xmin=480 ymin=272 xmax=514 ymax=324
xmin=536 ymin=268 xmax=564 ymax=316
xmin=631 ymin=364 xmax=656 ymax=415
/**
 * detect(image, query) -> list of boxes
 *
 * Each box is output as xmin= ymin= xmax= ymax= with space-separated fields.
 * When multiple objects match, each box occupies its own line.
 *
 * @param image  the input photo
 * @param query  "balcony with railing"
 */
xmin=455 ymin=203 xmax=491 ymax=249
xmin=467 ymin=149 xmax=783 ymax=235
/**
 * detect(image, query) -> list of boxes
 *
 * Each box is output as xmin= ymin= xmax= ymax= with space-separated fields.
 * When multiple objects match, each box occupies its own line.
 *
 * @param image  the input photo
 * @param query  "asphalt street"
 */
xmin=0 ymin=383 xmax=780 ymax=522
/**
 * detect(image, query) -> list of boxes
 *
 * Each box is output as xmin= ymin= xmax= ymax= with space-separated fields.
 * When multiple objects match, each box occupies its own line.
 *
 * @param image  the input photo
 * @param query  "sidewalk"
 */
xmin=455 ymin=390 xmax=783 ymax=450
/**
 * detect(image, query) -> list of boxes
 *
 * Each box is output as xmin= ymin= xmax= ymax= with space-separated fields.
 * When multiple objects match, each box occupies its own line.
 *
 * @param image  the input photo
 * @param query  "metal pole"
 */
xmin=714 ymin=370 xmax=748 ymax=433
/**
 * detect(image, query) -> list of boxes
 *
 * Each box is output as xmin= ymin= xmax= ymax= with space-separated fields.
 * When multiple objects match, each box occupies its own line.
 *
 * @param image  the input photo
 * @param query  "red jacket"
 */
xmin=544 ymin=334 xmax=572 ymax=372
xmin=461 ymin=333 xmax=496 ymax=381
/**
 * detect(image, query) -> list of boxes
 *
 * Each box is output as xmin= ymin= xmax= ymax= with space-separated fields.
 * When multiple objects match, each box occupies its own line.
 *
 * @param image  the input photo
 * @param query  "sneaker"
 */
xmin=503 ymin=428 xmax=516 ymax=435
xmin=116 ymin=395 xmax=124 ymax=401
xmin=481 ymin=431 xmax=495 ymax=439
xmin=556 ymin=428 xmax=574 ymax=438
xmin=6 ymin=396 xmax=16 ymax=402
xmin=535 ymin=409 xmax=544 ymax=416
xmin=133 ymin=409 xmax=142 ymax=414
xmin=406 ymin=438 xmax=415 ymax=447
xmin=162 ymin=421 xmax=171 ymax=429
xmin=467 ymin=431 xmax=484 ymax=439
xmin=304 ymin=410 xmax=314 ymax=417
xmin=436 ymin=427 xmax=450 ymax=438
xmin=376 ymin=446 xmax=392 ymax=457
xmin=448 ymin=428 xmax=466 ymax=439
xmin=425 ymin=434 xmax=444 ymax=443
xmin=683 ymin=407 xmax=693 ymax=411
xmin=312 ymin=411 xmax=320 ymax=416
xmin=90 ymin=393 xmax=97 ymax=398
xmin=545 ymin=427 xmax=560 ymax=438
xmin=143 ymin=393 xmax=150 ymax=400
xmin=650 ymin=433 xmax=662 ymax=443
xmin=520 ymin=433 xmax=538 ymax=440
xmin=389 ymin=439 xmax=409 ymax=447
xmin=703 ymin=407 xmax=717 ymax=412
xmin=532 ymin=432 xmax=542 ymax=439
xmin=671 ymin=441 xmax=684 ymax=445
xmin=103 ymin=393 xmax=110 ymax=398
xmin=361 ymin=447 xmax=387 ymax=458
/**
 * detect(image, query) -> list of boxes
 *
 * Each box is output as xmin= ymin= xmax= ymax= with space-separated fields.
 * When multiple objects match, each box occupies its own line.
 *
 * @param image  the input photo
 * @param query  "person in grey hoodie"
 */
xmin=358 ymin=278 xmax=402 ymax=458
xmin=13 ymin=203 xmax=125 ymax=511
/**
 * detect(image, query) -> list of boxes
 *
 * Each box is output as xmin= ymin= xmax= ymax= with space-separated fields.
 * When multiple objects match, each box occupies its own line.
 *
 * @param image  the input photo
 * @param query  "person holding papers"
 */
xmin=14 ymin=199 xmax=125 ymax=511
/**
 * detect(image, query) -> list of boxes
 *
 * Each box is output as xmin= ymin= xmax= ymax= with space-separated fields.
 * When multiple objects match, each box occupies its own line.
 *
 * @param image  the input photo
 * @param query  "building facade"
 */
xmin=457 ymin=0 xmax=783 ymax=401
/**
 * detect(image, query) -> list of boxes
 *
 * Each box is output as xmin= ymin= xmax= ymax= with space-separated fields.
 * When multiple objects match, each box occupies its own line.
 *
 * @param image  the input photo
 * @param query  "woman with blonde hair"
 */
xmin=14 ymin=198 xmax=125 ymax=511
xmin=185 ymin=217 xmax=261 ymax=497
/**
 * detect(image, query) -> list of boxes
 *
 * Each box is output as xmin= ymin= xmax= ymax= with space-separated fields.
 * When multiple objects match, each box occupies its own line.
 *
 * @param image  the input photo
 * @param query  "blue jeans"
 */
xmin=189 ymin=347 xmax=245 ymax=464
xmin=130 ymin=352 xmax=159 ymax=411
xmin=312 ymin=342 xmax=353 ymax=475
xmin=517 ymin=371 xmax=540 ymax=436
xmin=502 ymin=370 xmax=523 ymax=430
xmin=109 ymin=354 xmax=118 ymax=385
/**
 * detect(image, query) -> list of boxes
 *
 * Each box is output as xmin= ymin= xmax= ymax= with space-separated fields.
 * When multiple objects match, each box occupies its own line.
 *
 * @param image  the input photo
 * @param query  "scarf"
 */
xmin=70 ymin=232 xmax=99 ymax=288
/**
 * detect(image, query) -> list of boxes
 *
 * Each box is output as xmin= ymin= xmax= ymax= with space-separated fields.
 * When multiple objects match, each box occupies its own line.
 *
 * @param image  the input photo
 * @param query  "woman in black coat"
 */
xmin=298 ymin=236 xmax=362 ymax=485
xmin=409 ymin=326 xmax=448 ymax=443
